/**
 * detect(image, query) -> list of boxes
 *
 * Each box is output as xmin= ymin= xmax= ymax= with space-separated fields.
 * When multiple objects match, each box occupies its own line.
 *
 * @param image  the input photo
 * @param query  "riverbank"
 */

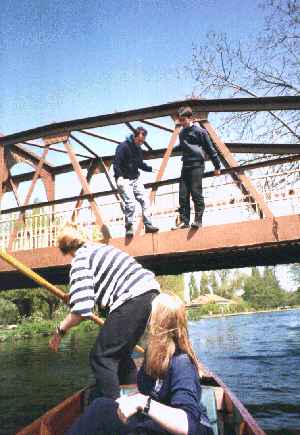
xmin=188 ymin=306 xmax=300 ymax=321
xmin=1 ymin=310 xmax=299 ymax=435
xmin=0 ymin=316 xmax=100 ymax=342
xmin=1 ymin=306 xmax=299 ymax=342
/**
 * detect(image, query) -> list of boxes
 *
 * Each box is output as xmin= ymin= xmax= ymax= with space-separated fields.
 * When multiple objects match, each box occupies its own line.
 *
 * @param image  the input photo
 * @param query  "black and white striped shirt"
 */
xmin=69 ymin=243 xmax=160 ymax=316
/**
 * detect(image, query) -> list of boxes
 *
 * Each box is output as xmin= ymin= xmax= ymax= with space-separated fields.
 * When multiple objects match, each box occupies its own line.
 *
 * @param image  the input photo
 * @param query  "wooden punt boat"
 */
xmin=16 ymin=359 xmax=266 ymax=435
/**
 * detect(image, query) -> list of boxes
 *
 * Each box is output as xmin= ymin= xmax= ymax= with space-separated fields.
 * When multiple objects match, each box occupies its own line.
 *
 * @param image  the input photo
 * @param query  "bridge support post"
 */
xmin=200 ymin=120 xmax=275 ymax=219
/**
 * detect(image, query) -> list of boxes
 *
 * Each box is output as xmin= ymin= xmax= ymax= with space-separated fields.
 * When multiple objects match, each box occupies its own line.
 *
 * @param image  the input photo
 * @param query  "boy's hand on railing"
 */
xmin=117 ymin=177 xmax=125 ymax=188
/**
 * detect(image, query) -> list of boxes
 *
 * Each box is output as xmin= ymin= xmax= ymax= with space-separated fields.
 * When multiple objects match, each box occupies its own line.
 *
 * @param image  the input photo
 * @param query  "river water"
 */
xmin=0 ymin=309 xmax=299 ymax=435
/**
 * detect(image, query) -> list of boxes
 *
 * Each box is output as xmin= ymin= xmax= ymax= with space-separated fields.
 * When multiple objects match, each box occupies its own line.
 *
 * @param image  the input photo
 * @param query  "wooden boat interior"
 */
xmin=17 ymin=359 xmax=266 ymax=435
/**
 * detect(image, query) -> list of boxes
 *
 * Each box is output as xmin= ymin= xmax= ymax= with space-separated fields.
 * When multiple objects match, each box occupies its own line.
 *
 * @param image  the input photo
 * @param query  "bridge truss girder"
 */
xmin=0 ymin=95 xmax=299 ymax=280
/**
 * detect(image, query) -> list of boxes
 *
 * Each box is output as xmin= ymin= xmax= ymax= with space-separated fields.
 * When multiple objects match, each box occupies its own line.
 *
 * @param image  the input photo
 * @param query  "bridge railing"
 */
xmin=1 ymin=169 xmax=300 ymax=252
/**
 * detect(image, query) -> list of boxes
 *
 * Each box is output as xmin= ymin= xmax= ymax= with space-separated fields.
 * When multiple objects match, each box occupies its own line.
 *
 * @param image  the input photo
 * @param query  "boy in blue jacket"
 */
xmin=172 ymin=107 xmax=221 ymax=230
xmin=113 ymin=127 xmax=159 ymax=237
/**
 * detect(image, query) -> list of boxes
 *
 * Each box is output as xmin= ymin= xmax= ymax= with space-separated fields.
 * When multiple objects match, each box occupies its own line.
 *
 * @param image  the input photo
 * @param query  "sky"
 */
xmin=0 ymin=0 xmax=268 ymax=135
xmin=1 ymin=0 xmax=296 ymax=291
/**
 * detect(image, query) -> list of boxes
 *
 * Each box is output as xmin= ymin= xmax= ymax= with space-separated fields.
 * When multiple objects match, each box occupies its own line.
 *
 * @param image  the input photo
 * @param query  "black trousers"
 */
xmin=179 ymin=164 xmax=205 ymax=225
xmin=66 ymin=397 xmax=215 ymax=435
xmin=89 ymin=290 xmax=158 ymax=400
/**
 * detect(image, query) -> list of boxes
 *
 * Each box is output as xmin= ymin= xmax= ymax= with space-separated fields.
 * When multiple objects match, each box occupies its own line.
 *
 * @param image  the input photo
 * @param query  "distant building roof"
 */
xmin=187 ymin=293 xmax=238 ymax=306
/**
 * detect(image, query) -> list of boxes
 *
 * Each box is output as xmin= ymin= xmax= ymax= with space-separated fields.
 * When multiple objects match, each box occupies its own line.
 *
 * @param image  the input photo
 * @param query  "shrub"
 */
xmin=0 ymin=297 xmax=19 ymax=325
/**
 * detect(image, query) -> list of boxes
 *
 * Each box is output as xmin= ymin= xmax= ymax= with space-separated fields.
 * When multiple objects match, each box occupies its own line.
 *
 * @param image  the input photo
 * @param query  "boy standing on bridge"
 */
xmin=172 ymin=107 xmax=221 ymax=230
xmin=113 ymin=126 xmax=159 ymax=237
xmin=49 ymin=222 xmax=160 ymax=400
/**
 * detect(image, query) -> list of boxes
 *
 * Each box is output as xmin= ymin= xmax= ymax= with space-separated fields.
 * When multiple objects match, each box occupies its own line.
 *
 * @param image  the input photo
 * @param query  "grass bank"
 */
xmin=188 ymin=306 xmax=300 ymax=321
xmin=0 ymin=313 xmax=101 ymax=342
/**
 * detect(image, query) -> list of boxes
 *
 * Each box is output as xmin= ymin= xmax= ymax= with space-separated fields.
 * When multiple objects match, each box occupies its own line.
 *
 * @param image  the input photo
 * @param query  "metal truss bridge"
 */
xmin=0 ymin=95 xmax=300 ymax=290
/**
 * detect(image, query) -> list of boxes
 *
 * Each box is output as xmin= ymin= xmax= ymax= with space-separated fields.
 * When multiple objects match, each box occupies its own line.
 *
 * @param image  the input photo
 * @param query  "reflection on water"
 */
xmin=0 ymin=310 xmax=299 ymax=435
xmin=0 ymin=332 xmax=99 ymax=434
xmin=189 ymin=309 xmax=300 ymax=435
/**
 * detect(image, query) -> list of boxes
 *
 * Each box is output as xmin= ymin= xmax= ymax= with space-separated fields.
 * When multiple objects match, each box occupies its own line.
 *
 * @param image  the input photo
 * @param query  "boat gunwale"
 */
xmin=16 ymin=359 xmax=266 ymax=435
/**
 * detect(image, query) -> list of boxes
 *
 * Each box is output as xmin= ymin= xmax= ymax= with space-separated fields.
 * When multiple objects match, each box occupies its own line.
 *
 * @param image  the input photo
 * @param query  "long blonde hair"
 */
xmin=57 ymin=221 xmax=91 ymax=255
xmin=146 ymin=292 xmax=201 ymax=379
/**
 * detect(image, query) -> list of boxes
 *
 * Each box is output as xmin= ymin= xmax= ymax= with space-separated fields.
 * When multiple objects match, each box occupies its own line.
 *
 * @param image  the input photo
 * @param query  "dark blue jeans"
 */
xmin=89 ymin=291 xmax=158 ymax=400
xmin=179 ymin=164 xmax=205 ymax=225
xmin=66 ymin=397 xmax=214 ymax=435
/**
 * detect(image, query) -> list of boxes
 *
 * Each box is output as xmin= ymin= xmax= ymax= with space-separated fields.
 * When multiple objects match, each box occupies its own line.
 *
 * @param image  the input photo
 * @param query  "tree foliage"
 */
xmin=206 ymin=269 xmax=247 ymax=298
xmin=0 ymin=285 xmax=69 ymax=319
xmin=199 ymin=272 xmax=210 ymax=295
xmin=184 ymin=0 xmax=300 ymax=145
xmin=156 ymin=274 xmax=185 ymax=301
xmin=243 ymin=266 xmax=288 ymax=309
xmin=289 ymin=263 xmax=300 ymax=286
xmin=189 ymin=273 xmax=199 ymax=301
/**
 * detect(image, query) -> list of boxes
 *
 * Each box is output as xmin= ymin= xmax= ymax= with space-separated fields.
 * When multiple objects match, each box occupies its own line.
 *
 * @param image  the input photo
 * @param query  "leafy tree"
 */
xmin=225 ymin=269 xmax=248 ymax=298
xmin=289 ymin=263 xmax=300 ymax=287
xmin=243 ymin=267 xmax=266 ymax=309
xmin=156 ymin=274 xmax=185 ymax=301
xmin=200 ymin=272 xmax=210 ymax=295
xmin=243 ymin=266 xmax=287 ymax=309
xmin=213 ymin=269 xmax=232 ymax=298
xmin=0 ymin=297 xmax=19 ymax=324
xmin=287 ymin=263 xmax=300 ymax=304
xmin=188 ymin=273 xmax=199 ymax=302
xmin=0 ymin=286 xmax=68 ymax=319
xmin=184 ymin=0 xmax=300 ymax=146
xmin=263 ymin=266 xmax=287 ymax=307
xmin=208 ymin=271 xmax=219 ymax=295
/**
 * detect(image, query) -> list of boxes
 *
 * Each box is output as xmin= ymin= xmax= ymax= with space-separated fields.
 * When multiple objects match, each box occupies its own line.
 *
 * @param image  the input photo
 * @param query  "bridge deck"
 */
xmin=0 ymin=214 xmax=299 ymax=290
xmin=1 ymin=96 xmax=300 ymax=290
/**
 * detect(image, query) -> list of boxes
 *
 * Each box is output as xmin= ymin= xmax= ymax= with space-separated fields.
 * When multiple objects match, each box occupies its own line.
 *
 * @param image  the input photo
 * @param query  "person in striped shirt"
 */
xmin=49 ymin=222 xmax=160 ymax=399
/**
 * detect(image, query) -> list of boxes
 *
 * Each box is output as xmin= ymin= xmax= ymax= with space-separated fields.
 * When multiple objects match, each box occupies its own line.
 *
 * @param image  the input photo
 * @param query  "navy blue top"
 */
xmin=137 ymin=352 xmax=212 ymax=435
xmin=113 ymin=135 xmax=152 ymax=180
xmin=173 ymin=124 xmax=221 ymax=169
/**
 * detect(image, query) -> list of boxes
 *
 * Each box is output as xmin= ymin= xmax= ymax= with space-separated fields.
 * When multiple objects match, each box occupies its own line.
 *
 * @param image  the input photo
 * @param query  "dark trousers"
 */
xmin=89 ymin=291 xmax=157 ymax=400
xmin=66 ymin=397 xmax=214 ymax=435
xmin=179 ymin=164 xmax=205 ymax=225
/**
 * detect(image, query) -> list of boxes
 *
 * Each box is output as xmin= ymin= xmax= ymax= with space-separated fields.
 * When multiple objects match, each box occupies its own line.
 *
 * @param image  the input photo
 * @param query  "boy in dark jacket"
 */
xmin=172 ymin=107 xmax=221 ymax=230
xmin=113 ymin=127 xmax=159 ymax=237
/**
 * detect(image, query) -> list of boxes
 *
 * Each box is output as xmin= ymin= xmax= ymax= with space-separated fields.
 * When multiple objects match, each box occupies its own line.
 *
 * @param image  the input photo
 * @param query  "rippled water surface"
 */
xmin=189 ymin=309 xmax=300 ymax=435
xmin=1 ymin=309 xmax=299 ymax=434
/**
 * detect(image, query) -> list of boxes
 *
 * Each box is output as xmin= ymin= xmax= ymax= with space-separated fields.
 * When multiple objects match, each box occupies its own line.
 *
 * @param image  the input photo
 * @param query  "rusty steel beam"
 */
xmin=21 ymin=138 xmax=300 ymax=162
xmin=139 ymin=119 xmax=174 ymax=132
xmin=0 ymin=214 xmax=300 ymax=289
xmin=23 ymin=140 xmax=91 ymax=158
xmin=2 ymin=143 xmax=298 ymax=190
xmin=9 ymin=179 xmax=22 ymax=207
xmin=6 ymin=144 xmax=51 ymax=251
xmin=3 ymin=141 xmax=300 ymax=189
xmin=115 ymin=109 xmax=152 ymax=151
xmin=2 ymin=153 xmax=300 ymax=217
xmin=227 ymin=143 xmax=300 ymax=155
xmin=1 ymin=96 xmax=299 ymax=147
xmin=69 ymin=133 xmax=100 ymax=158
xmin=135 ymin=123 xmax=181 ymax=235
xmin=108 ymin=214 xmax=300 ymax=273
xmin=80 ymin=130 xmax=121 ymax=144
xmin=98 ymin=157 xmax=125 ymax=213
xmin=71 ymin=159 xmax=100 ymax=221
xmin=69 ymin=134 xmax=123 ymax=214
xmin=63 ymin=138 xmax=111 ymax=239
xmin=9 ymin=143 xmax=54 ymax=169
xmin=201 ymin=120 xmax=275 ymax=219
